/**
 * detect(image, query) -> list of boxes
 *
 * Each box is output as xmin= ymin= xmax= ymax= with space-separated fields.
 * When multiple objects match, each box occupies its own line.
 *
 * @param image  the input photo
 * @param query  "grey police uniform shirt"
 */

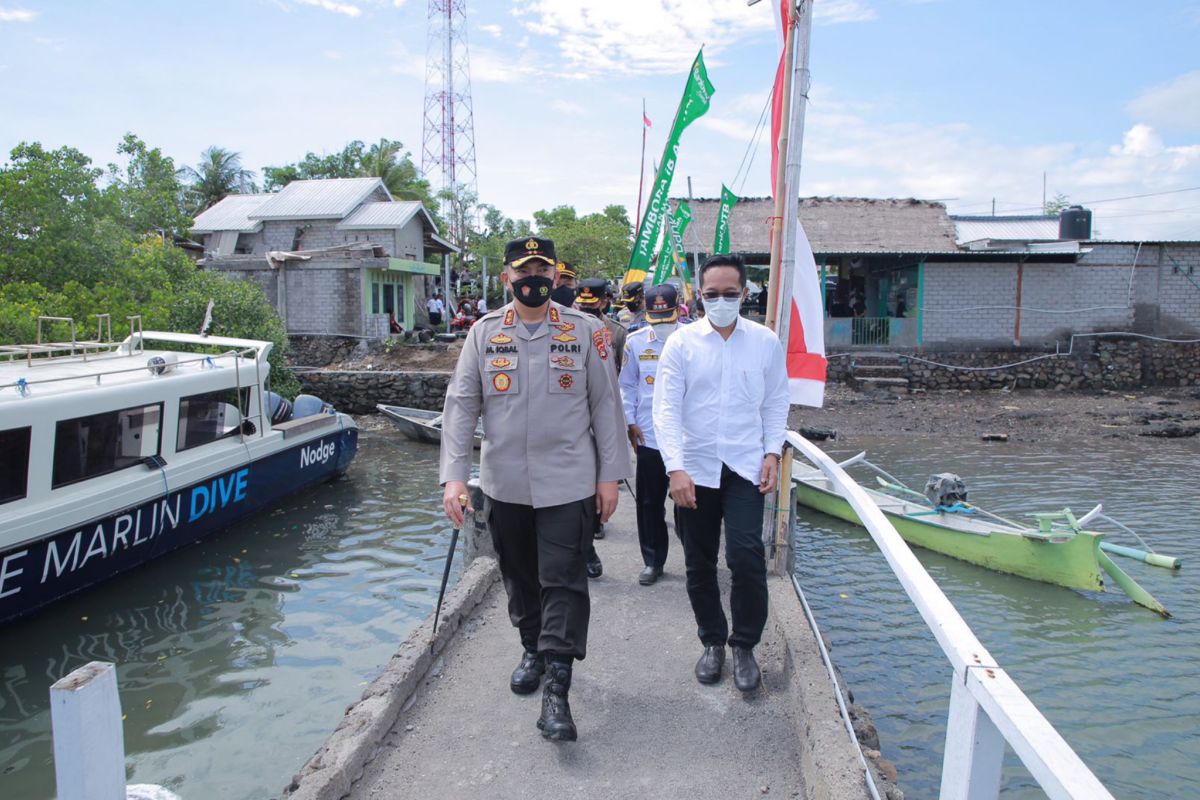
xmin=439 ymin=302 xmax=631 ymax=508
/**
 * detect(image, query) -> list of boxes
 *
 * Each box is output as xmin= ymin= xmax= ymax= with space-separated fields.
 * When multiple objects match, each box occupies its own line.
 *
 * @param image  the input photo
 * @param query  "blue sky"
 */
xmin=2 ymin=0 xmax=1199 ymax=240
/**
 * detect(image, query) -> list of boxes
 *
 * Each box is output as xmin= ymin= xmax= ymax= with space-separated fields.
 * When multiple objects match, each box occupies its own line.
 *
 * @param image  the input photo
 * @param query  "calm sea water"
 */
xmin=0 ymin=430 xmax=459 ymax=800
xmin=2 ymin=424 xmax=1196 ymax=799
xmin=792 ymin=435 xmax=1200 ymax=799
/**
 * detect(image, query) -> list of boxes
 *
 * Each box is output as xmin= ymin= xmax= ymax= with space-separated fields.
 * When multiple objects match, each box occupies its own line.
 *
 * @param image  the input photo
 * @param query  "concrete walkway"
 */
xmin=347 ymin=502 xmax=806 ymax=800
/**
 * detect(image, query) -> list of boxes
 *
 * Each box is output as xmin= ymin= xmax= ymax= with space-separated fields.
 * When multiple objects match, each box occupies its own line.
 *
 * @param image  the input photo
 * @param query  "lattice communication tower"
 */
xmin=422 ymin=0 xmax=478 ymax=240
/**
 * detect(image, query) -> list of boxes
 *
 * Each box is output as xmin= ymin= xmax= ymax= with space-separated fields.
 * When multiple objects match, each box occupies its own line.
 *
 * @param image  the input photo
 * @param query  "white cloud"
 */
xmin=0 ymin=7 xmax=37 ymax=23
xmin=511 ymin=0 xmax=775 ymax=76
xmin=295 ymin=0 xmax=362 ymax=18
xmin=1112 ymin=123 xmax=1164 ymax=157
xmin=323 ymin=49 xmax=344 ymax=60
xmin=815 ymin=1 xmax=877 ymax=25
xmin=1128 ymin=70 xmax=1200 ymax=132
xmin=469 ymin=46 xmax=539 ymax=83
xmin=551 ymin=99 xmax=586 ymax=116
xmin=479 ymin=23 xmax=502 ymax=38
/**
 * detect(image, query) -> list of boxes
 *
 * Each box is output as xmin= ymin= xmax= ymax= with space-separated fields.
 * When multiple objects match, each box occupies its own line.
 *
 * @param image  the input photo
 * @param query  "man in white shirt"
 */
xmin=476 ymin=295 xmax=488 ymax=315
xmin=652 ymin=254 xmax=789 ymax=693
xmin=426 ymin=294 xmax=444 ymax=327
xmin=619 ymin=284 xmax=682 ymax=586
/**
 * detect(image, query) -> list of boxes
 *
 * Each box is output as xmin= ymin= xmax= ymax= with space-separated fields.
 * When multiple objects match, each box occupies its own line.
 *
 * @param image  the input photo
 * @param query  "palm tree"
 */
xmin=180 ymin=146 xmax=256 ymax=212
xmin=358 ymin=138 xmax=431 ymax=202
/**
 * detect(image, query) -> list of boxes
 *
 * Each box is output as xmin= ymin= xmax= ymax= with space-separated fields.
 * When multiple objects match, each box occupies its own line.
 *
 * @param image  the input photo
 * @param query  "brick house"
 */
xmin=683 ymin=196 xmax=1200 ymax=348
xmin=192 ymin=177 xmax=456 ymax=339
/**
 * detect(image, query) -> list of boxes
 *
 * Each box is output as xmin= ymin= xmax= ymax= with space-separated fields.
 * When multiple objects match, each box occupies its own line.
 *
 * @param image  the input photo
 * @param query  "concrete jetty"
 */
xmin=284 ymin=501 xmax=872 ymax=800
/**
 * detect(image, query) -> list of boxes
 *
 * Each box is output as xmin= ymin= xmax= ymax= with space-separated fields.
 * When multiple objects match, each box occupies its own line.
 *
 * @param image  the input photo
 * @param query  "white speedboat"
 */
xmin=0 ymin=321 xmax=358 ymax=624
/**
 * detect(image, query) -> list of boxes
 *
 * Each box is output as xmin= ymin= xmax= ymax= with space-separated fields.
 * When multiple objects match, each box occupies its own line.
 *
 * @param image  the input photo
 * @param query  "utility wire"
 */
xmin=730 ymin=87 xmax=774 ymax=194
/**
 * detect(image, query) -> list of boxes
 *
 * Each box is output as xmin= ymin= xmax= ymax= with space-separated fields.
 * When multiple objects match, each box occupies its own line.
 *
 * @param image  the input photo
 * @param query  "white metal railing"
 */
xmin=787 ymin=432 xmax=1114 ymax=800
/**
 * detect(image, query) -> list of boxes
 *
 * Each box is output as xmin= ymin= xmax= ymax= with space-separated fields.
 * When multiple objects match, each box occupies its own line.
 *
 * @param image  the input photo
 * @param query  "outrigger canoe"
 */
xmin=791 ymin=455 xmax=1176 ymax=617
xmin=377 ymin=404 xmax=483 ymax=449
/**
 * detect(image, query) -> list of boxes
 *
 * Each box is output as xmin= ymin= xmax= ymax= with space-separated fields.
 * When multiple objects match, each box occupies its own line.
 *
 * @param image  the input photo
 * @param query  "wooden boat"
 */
xmin=377 ymin=404 xmax=482 ymax=449
xmin=791 ymin=455 xmax=1174 ymax=616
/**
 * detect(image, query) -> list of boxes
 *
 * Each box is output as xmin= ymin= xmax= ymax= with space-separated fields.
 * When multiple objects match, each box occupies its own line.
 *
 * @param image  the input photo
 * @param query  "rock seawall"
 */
xmin=298 ymin=370 xmax=451 ymax=415
xmin=900 ymin=338 xmax=1200 ymax=391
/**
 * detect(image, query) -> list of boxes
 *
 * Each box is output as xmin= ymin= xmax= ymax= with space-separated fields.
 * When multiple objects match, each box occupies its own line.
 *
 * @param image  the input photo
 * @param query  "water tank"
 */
xmin=1058 ymin=205 xmax=1092 ymax=240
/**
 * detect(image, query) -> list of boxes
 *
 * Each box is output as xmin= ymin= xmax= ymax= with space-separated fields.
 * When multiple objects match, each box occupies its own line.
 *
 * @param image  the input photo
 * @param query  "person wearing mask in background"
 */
xmin=652 ymin=254 xmax=789 ymax=694
xmin=622 ymin=282 xmax=647 ymax=332
xmin=574 ymin=278 xmax=629 ymax=574
xmin=440 ymin=237 xmax=629 ymax=741
xmin=619 ymin=284 xmax=682 ymax=586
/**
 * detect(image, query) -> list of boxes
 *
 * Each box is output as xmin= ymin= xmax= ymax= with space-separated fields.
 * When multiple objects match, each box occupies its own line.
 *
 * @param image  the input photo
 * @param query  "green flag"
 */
xmin=654 ymin=200 xmax=692 ymax=285
xmin=623 ymin=50 xmax=716 ymax=285
xmin=712 ymin=184 xmax=739 ymax=254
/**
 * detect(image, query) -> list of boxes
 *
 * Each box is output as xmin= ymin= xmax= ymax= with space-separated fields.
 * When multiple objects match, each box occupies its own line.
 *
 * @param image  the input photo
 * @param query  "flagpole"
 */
xmin=636 ymin=98 xmax=648 ymax=229
xmin=765 ymin=4 xmax=797 ymax=332
xmin=775 ymin=0 xmax=813 ymax=348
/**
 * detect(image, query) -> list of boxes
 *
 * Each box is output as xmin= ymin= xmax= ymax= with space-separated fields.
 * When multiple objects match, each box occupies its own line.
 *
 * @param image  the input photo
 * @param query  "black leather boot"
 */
xmin=732 ymin=646 xmax=761 ymax=692
xmin=510 ymin=650 xmax=545 ymax=695
xmin=537 ymin=661 xmax=577 ymax=741
xmin=586 ymin=549 xmax=603 ymax=579
xmin=694 ymin=645 xmax=725 ymax=684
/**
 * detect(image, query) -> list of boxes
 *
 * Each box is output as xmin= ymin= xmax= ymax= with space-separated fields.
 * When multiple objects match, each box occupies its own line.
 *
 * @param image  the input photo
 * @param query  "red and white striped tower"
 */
xmin=422 ymin=0 xmax=478 ymax=241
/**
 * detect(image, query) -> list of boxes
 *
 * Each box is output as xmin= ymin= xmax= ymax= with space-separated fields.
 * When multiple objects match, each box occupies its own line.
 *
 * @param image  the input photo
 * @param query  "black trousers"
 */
xmin=486 ymin=495 xmax=594 ymax=661
xmin=674 ymin=464 xmax=768 ymax=650
xmin=635 ymin=445 xmax=671 ymax=568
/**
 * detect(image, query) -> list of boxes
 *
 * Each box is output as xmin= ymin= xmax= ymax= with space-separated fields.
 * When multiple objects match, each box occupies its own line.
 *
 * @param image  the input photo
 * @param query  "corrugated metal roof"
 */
xmin=337 ymin=201 xmax=424 ymax=230
xmin=250 ymin=177 xmax=390 ymax=220
xmin=191 ymin=193 xmax=271 ymax=233
xmin=953 ymin=216 xmax=1059 ymax=244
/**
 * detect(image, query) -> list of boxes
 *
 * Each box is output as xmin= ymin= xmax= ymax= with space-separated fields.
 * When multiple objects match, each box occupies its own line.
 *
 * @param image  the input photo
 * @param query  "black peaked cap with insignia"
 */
xmin=504 ymin=236 xmax=557 ymax=267
xmin=575 ymin=278 xmax=609 ymax=308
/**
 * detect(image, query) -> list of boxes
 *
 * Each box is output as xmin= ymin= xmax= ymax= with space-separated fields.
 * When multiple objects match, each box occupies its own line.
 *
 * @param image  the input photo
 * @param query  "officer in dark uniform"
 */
xmin=440 ymin=236 xmax=629 ymax=742
xmin=621 ymin=281 xmax=647 ymax=332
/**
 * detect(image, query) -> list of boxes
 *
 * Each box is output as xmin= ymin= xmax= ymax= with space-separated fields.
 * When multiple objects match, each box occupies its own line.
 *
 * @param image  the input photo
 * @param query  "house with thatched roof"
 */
xmin=676 ymin=196 xmax=1200 ymax=348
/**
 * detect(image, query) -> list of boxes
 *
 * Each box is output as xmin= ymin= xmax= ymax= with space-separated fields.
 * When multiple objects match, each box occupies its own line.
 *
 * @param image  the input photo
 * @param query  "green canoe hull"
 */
xmin=793 ymin=480 xmax=1107 ymax=593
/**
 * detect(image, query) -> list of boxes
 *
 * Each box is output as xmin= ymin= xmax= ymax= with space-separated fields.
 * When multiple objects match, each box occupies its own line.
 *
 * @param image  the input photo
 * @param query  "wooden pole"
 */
xmin=51 ymin=662 xmax=126 ymax=800
xmin=764 ymin=7 xmax=796 ymax=332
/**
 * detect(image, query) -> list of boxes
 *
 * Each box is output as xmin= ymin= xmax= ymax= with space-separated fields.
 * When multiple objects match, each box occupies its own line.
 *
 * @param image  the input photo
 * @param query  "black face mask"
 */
xmin=511 ymin=274 xmax=554 ymax=307
xmin=550 ymin=286 xmax=577 ymax=306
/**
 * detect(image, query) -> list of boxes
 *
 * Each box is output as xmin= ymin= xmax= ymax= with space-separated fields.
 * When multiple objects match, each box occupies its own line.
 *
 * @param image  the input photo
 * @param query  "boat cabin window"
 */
xmin=177 ymin=388 xmax=248 ymax=451
xmin=0 ymin=427 xmax=31 ymax=505
xmin=52 ymin=404 xmax=163 ymax=489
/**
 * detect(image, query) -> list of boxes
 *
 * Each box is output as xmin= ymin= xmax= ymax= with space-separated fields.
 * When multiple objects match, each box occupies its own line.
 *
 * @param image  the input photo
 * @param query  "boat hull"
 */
xmin=0 ymin=426 xmax=358 ymax=625
xmin=792 ymin=478 xmax=1106 ymax=593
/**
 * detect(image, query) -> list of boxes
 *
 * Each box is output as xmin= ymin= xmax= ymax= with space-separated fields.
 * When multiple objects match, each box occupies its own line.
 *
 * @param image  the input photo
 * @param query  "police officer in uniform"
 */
xmin=575 ymin=279 xmax=627 ymax=373
xmin=440 ymin=236 xmax=629 ymax=742
xmin=574 ymin=278 xmax=630 ymax=559
xmin=619 ymin=284 xmax=681 ymax=585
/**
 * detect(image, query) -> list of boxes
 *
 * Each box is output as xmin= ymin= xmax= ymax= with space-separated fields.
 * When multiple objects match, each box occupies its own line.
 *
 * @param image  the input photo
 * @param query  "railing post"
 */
xmin=51 ymin=661 xmax=126 ymax=800
xmin=939 ymin=672 xmax=1005 ymax=800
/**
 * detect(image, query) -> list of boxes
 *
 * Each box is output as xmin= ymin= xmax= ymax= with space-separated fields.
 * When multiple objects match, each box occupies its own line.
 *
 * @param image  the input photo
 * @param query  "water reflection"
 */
xmin=0 ymin=431 xmax=459 ymax=800
xmin=793 ymin=435 xmax=1200 ymax=800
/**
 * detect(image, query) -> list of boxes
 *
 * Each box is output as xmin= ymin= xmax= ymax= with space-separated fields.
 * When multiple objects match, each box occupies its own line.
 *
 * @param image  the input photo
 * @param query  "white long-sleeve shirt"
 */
xmin=652 ymin=315 xmax=789 ymax=488
xmin=618 ymin=323 xmax=675 ymax=450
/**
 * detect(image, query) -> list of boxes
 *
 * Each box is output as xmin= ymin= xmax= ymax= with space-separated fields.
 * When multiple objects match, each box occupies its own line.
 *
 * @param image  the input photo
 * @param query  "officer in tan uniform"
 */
xmin=440 ymin=236 xmax=630 ymax=743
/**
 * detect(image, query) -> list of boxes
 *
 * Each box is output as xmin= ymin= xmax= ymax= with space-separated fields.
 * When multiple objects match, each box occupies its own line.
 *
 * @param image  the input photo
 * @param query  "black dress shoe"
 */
xmin=510 ymin=650 xmax=545 ymax=695
xmin=593 ymin=522 xmax=605 ymax=540
xmin=732 ymin=647 xmax=761 ymax=692
xmin=536 ymin=661 xmax=577 ymax=741
xmin=638 ymin=566 xmax=663 ymax=585
xmin=586 ymin=551 xmax=603 ymax=578
xmin=694 ymin=645 xmax=725 ymax=684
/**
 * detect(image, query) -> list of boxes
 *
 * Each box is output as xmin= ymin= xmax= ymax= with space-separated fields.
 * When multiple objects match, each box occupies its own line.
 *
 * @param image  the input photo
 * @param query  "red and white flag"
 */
xmin=771 ymin=0 xmax=826 ymax=407
xmin=643 ymin=111 xmax=652 ymax=128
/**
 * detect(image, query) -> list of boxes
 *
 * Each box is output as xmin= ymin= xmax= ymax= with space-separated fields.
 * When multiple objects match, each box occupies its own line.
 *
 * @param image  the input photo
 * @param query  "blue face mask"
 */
xmin=703 ymin=296 xmax=741 ymax=327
